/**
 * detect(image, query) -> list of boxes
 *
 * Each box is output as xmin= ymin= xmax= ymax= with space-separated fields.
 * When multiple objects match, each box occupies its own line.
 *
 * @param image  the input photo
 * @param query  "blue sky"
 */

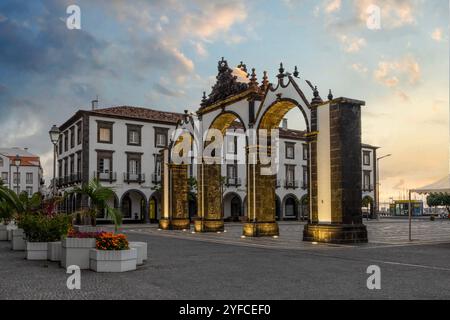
xmin=0 ymin=0 xmax=448 ymax=201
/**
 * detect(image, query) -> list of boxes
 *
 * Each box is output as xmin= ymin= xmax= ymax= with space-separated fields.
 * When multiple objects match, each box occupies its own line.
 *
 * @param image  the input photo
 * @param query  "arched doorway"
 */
xmin=362 ymin=196 xmax=374 ymax=219
xmin=223 ymin=192 xmax=243 ymax=222
xmin=121 ymin=190 xmax=147 ymax=222
xmin=300 ymin=195 xmax=309 ymax=221
xmin=282 ymin=194 xmax=299 ymax=220
xmin=97 ymin=193 xmax=119 ymax=222
xmin=275 ymin=195 xmax=281 ymax=221
xmin=149 ymin=191 xmax=161 ymax=223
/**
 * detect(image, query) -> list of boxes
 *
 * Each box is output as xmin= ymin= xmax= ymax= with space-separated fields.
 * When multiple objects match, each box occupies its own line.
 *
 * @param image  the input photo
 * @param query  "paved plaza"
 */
xmin=1 ymin=219 xmax=450 ymax=300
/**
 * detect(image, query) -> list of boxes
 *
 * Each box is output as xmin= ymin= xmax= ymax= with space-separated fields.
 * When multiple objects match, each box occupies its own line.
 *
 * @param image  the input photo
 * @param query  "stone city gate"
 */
xmin=159 ymin=58 xmax=368 ymax=244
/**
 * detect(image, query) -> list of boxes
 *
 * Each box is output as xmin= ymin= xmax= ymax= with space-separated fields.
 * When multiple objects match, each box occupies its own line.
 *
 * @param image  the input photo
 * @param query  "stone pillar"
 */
xmin=195 ymin=162 xmax=224 ymax=232
xmin=159 ymin=149 xmax=190 ymax=230
xmin=303 ymin=98 xmax=368 ymax=244
xmin=243 ymin=145 xmax=279 ymax=237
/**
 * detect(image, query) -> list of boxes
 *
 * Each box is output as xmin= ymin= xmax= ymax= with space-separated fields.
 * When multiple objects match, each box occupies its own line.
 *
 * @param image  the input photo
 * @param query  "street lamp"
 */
xmin=49 ymin=125 xmax=60 ymax=197
xmin=376 ymin=154 xmax=392 ymax=219
xmin=14 ymin=154 xmax=20 ymax=195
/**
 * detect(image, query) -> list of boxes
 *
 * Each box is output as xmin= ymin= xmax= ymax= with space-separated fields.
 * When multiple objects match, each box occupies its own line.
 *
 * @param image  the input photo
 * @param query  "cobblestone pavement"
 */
xmin=120 ymin=219 xmax=450 ymax=250
xmin=1 ymin=219 xmax=449 ymax=300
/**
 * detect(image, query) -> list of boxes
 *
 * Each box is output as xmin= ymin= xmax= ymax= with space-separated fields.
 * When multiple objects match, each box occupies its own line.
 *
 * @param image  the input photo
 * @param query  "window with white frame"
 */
xmin=0 ymin=157 xmax=3 ymax=167
xmin=363 ymin=151 xmax=371 ymax=166
xmin=26 ymin=187 xmax=33 ymax=197
xmin=155 ymin=128 xmax=168 ymax=147
xmin=1 ymin=172 xmax=7 ymax=183
xmin=285 ymin=142 xmax=295 ymax=160
xmin=13 ymin=172 xmax=20 ymax=184
xmin=26 ymin=172 xmax=33 ymax=184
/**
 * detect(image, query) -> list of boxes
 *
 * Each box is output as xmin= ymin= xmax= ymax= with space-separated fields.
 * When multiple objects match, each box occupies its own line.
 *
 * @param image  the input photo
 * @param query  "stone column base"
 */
xmin=303 ymin=224 xmax=368 ymax=244
xmin=194 ymin=219 xmax=224 ymax=233
xmin=243 ymin=222 xmax=279 ymax=237
xmin=159 ymin=218 xmax=190 ymax=230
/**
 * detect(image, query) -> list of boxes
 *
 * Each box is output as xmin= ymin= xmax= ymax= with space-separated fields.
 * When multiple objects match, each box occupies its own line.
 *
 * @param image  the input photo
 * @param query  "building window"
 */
xmin=302 ymin=144 xmax=308 ymax=160
xmin=13 ymin=172 xmax=20 ymax=185
xmin=227 ymin=164 xmax=237 ymax=179
xmin=126 ymin=153 xmax=143 ymax=182
xmin=70 ymin=155 xmax=75 ymax=175
xmin=26 ymin=173 xmax=33 ymax=184
xmin=64 ymin=158 xmax=68 ymax=178
xmin=76 ymin=152 xmax=82 ymax=174
xmin=0 ymin=158 xmax=3 ymax=167
xmin=77 ymin=122 xmax=82 ymax=145
xmin=302 ymin=166 xmax=308 ymax=189
xmin=226 ymin=136 xmax=237 ymax=155
xmin=13 ymin=186 xmax=20 ymax=194
xmin=286 ymin=165 xmax=296 ymax=188
xmin=64 ymin=132 xmax=68 ymax=152
xmin=285 ymin=142 xmax=295 ymax=160
xmin=70 ymin=127 xmax=75 ymax=149
xmin=127 ymin=124 xmax=142 ymax=146
xmin=155 ymin=127 xmax=168 ymax=147
xmin=97 ymin=151 xmax=113 ymax=173
xmin=1 ymin=172 xmax=8 ymax=184
xmin=97 ymin=121 xmax=114 ymax=144
xmin=58 ymin=160 xmax=62 ymax=178
xmin=363 ymin=171 xmax=371 ymax=191
xmin=58 ymin=135 xmax=63 ymax=155
xmin=26 ymin=187 xmax=33 ymax=197
xmin=363 ymin=151 xmax=371 ymax=166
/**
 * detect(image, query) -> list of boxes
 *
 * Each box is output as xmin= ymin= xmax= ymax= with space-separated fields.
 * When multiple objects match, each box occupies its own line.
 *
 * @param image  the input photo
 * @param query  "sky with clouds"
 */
xmin=0 ymin=0 xmax=448 ymax=202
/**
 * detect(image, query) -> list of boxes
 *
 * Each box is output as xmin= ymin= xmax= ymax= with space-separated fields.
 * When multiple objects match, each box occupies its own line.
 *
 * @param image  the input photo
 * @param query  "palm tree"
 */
xmin=68 ymin=178 xmax=122 ymax=231
xmin=0 ymin=185 xmax=25 ymax=216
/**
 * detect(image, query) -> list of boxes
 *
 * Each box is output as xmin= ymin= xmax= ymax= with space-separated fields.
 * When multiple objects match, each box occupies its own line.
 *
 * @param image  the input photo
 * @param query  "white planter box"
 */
xmin=73 ymin=225 xmax=110 ymax=233
xmin=26 ymin=242 xmax=48 ymax=260
xmin=61 ymin=238 xmax=96 ymax=269
xmin=89 ymin=248 xmax=137 ymax=272
xmin=6 ymin=224 xmax=17 ymax=241
xmin=0 ymin=225 xmax=7 ymax=241
xmin=47 ymin=241 xmax=62 ymax=261
xmin=129 ymin=242 xmax=147 ymax=265
xmin=11 ymin=229 xmax=25 ymax=251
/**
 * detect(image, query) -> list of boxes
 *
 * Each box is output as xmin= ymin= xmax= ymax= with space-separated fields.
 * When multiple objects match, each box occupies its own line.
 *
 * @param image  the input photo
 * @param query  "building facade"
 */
xmin=0 ymin=148 xmax=44 ymax=196
xmin=56 ymin=105 xmax=377 ymax=223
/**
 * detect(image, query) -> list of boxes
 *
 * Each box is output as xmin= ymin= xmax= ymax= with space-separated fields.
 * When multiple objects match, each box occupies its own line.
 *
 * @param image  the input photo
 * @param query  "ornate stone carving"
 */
xmin=200 ymin=58 xmax=249 ymax=108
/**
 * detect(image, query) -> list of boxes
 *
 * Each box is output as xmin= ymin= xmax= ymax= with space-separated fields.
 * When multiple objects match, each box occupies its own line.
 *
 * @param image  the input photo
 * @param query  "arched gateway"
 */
xmin=159 ymin=58 xmax=368 ymax=244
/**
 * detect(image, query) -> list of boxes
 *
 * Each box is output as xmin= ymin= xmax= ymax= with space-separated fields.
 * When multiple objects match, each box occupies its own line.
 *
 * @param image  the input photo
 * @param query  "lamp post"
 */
xmin=14 ymin=154 xmax=20 ymax=195
xmin=49 ymin=125 xmax=60 ymax=197
xmin=376 ymin=154 xmax=392 ymax=220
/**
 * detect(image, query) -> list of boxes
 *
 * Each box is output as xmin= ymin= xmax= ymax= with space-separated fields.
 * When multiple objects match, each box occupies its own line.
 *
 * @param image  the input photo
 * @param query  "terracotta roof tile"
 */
xmin=91 ymin=106 xmax=184 ymax=124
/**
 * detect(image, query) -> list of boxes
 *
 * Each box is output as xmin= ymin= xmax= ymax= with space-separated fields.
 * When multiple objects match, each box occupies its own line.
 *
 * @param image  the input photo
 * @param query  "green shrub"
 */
xmin=20 ymin=214 xmax=72 ymax=242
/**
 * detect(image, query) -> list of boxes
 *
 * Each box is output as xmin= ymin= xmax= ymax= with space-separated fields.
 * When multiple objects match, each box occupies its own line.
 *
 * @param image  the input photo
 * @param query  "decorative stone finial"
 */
xmin=249 ymin=68 xmax=258 ymax=88
xmin=218 ymin=57 xmax=228 ymax=73
xmin=328 ymin=89 xmax=333 ymax=101
xmin=279 ymin=62 xmax=285 ymax=75
xmin=202 ymin=91 xmax=207 ymax=103
xmin=293 ymin=66 xmax=299 ymax=78
xmin=260 ymin=71 xmax=269 ymax=92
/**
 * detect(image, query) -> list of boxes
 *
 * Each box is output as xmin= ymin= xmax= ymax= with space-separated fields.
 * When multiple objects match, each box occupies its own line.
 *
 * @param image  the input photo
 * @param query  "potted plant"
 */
xmin=20 ymin=214 xmax=49 ymax=260
xmin=20 ymin=213 xmax=71 ymax=260
xmin=47 ymin=214 xmax=72 ymax=262
xmin=61 ymin=230 xmax=102 ymax=269
xmin=0 ymin=186 xmax=16 ymax=241
xmin=90 ymin=232 xmax=137 ymax=272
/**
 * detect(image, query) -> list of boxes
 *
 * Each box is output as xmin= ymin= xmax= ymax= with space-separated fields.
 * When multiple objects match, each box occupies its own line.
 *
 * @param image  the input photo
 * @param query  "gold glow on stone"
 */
xmin=241 ymin=235 xmax=246 ymax=239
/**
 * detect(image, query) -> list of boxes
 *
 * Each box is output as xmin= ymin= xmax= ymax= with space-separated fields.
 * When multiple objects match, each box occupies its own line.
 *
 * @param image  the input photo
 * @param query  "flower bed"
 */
xmin=89 ymin=232 xmax=137 ymax=272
